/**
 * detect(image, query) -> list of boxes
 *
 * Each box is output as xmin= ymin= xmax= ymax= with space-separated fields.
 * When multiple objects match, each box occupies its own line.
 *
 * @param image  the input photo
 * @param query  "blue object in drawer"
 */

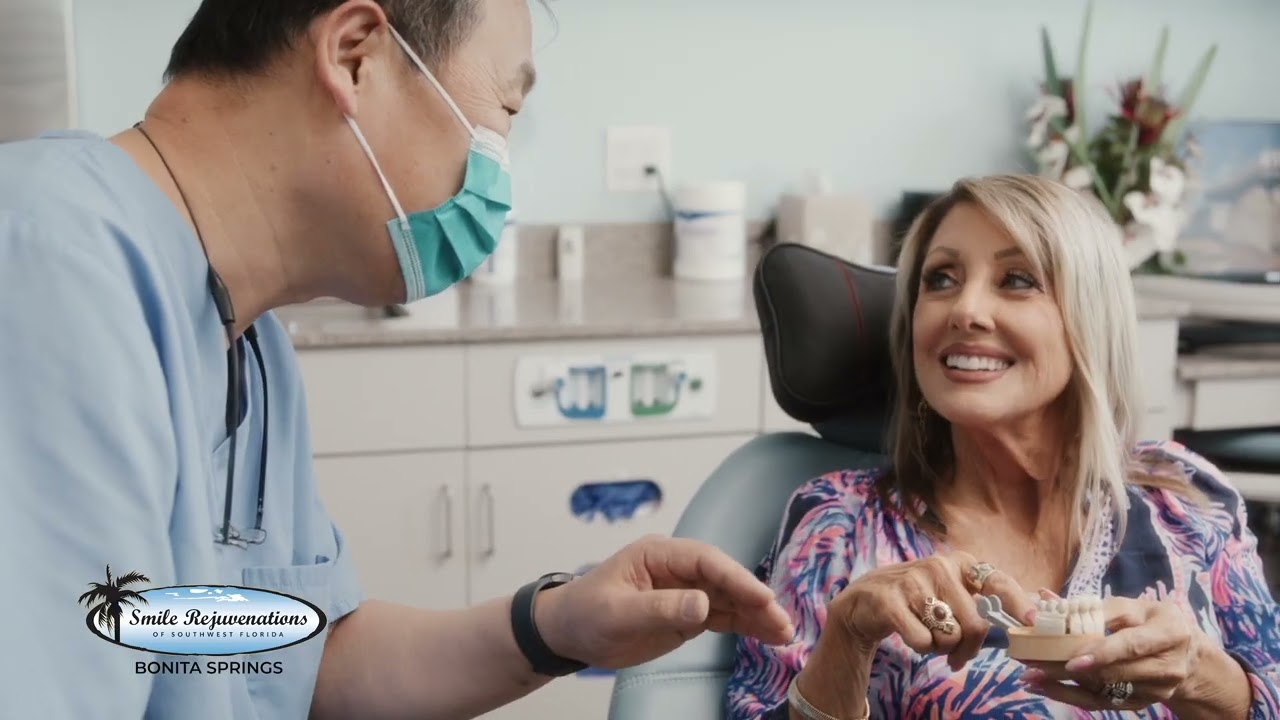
xmin=570 ymin=480 xmax=663 ymax=523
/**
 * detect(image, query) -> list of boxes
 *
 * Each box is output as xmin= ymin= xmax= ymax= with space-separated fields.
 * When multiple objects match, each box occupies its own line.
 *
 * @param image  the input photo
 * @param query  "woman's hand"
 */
xmin=1019 ymin=596 xmax=1244 ymax=715
xmin=791 ymin=551 xmax=1036 ymax=719
xmin=830 ymin=551 xmax=1037 ymax=671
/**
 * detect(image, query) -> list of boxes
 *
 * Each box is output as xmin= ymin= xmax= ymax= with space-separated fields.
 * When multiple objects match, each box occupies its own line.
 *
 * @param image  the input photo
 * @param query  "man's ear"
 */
xmin=312 ymin=0 xmax=390 ymax=118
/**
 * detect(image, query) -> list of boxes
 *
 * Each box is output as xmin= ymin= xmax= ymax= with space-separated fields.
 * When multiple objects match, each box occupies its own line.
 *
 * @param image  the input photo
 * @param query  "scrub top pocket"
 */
xmin=239 ymin=555 xmax=337 ymax=717
xmin=208 ymin=407 xmax=253 ymax=532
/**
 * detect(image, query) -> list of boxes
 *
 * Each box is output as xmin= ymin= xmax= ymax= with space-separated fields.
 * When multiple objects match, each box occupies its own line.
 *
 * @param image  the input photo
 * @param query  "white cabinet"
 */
xmin=298 ymin=345 xmax=467 ymax=455
xmin=314 ymin=451 xmax=468 ymax=610
xmin=1135 ymin=318 xmax=1180 ymax=441
xmin=466 ymin=435 xmax=753 ymax=720
xmin=466 ymin=434 xmax=754 ymax=603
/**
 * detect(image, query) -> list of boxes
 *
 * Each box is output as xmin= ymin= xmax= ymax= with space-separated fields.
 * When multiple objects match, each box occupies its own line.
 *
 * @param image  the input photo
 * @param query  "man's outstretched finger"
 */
xmin=641 ymin=536 xmax=775 ymax=607
xmin=706 ymin=601 xmax=795 ymax=645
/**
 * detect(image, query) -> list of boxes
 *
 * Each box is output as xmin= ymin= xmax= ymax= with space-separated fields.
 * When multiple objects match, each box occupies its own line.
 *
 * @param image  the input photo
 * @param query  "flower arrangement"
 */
xmin=1024 ymin=0 xmax=1217 ymax=273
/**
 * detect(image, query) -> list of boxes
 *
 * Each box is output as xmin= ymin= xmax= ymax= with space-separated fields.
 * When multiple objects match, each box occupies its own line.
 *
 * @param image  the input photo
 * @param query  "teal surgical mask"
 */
xmin=346 ymin=27 xmax=514 ymax=302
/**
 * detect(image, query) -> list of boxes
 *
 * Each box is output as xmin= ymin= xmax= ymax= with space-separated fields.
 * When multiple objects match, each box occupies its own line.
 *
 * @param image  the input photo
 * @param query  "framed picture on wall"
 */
xmin=1177 ymin=120 xmax=1280 ymax=276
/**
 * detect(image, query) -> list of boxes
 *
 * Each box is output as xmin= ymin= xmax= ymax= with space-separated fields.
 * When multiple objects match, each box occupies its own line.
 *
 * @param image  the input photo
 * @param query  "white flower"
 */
xmin=1147 ymin=157 xmax=1186 ymax=205
xmin=1123 ymin=190 xmax=1183 ymax=254
xmin=1025 ymin=93 xmax=1069 ymax=150
xmin=1062 ymin=164 xmax=1094 ymax=191
xmin=1036 ymin=139 xmax=1070 ymax=178
xmin=1120 ymin=157 xmax=1191 ymax=267
xmin=1033 ymin=125 xmax=1082 ymax=179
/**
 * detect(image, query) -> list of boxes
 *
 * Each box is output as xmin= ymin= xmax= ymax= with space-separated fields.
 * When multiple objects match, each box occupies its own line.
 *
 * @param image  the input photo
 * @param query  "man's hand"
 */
xmin=534 ymin=534 xmax=795 ymax=670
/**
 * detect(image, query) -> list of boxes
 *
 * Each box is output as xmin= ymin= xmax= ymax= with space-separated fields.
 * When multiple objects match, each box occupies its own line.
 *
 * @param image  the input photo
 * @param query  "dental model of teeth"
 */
xmin=1033 ymin=596 xmax=1104 ymax=636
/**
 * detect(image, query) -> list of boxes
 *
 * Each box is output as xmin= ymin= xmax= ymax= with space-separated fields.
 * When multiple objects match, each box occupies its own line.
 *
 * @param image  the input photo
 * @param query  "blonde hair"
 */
xmin=883 ymin=174 xmax=1195 ymax=549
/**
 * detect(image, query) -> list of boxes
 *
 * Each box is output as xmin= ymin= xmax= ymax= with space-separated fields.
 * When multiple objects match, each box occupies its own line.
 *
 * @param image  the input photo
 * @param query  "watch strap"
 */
xmin=510 ymin=572 xmax=588 ymax=677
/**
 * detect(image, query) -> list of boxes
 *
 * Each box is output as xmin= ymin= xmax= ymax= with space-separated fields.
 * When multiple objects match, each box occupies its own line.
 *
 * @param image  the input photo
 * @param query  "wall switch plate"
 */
xmin=606 ymin=125 xmax=671 ymax=192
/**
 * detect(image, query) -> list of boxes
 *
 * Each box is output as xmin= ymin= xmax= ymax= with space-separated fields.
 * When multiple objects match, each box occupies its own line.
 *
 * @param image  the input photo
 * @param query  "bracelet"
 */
xmin=787 ymin=674 xmax=870 ymax=720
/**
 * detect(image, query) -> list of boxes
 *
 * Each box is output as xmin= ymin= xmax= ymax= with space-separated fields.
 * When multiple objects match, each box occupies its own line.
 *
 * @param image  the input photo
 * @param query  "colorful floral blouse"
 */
xmin=727 ymin=441 xmax=1280 ymax=719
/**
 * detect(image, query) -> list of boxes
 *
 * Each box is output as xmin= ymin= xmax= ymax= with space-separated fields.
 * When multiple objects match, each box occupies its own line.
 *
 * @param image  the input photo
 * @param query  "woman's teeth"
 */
xmin=944 ymin=355 xmax=1011 ymax=371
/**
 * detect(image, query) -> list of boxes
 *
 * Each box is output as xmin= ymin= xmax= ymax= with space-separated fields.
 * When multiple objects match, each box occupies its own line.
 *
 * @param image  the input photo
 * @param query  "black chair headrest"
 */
xmin=752 ymin=243 xmax=898 ymax=452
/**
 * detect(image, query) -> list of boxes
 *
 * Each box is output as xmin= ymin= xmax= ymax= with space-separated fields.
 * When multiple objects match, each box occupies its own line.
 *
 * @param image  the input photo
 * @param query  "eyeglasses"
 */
xmin=213 ymin=269 xmax=269 ymax=550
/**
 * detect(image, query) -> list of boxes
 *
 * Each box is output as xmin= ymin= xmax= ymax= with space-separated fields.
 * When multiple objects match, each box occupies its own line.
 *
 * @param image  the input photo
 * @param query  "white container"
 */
xmin=471 ymin=211 xmax=518 ymax=286
xmin=673 ymin=181 xmax=747 ymax=282
xmin=557 ymin=224 xmax=585 ymax=282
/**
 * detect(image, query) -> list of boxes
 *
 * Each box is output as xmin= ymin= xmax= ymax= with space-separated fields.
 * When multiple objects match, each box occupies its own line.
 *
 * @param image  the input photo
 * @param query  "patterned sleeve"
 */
xmin=725 ymin=470 xmax=866 ymax=720
xmin=1162 ymin=442 xmax=1280 ymax=719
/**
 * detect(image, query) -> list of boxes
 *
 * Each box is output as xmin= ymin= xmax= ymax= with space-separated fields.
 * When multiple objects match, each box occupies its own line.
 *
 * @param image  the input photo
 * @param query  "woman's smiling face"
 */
xmin=912 ymin=202 xmax=1073 ymax=430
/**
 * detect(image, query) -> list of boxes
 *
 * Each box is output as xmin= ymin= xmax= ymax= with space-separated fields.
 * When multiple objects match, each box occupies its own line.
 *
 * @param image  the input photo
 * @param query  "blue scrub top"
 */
xmin=0 ymin=131 xmax=364 ymax=718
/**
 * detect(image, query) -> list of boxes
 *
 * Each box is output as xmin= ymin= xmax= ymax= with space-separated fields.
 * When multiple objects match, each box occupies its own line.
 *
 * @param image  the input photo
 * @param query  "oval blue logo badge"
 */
xmin=85 ymin=584 xmax=327 ymax=656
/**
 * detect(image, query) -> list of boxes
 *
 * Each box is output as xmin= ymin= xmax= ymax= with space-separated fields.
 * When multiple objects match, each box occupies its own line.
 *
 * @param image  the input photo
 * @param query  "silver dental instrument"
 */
xmin=976 ymin=595 xmax=1025 ymax=629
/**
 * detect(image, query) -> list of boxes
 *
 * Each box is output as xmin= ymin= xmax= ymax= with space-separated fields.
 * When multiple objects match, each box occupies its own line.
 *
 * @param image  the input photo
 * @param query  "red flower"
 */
xmin=1116 ymin=77 xmax=1179 ymax=146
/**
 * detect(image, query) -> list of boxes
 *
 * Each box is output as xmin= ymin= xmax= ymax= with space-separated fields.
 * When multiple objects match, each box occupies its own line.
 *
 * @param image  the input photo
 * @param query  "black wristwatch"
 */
xmin=510 ymin=572 xmax=589 ymax=677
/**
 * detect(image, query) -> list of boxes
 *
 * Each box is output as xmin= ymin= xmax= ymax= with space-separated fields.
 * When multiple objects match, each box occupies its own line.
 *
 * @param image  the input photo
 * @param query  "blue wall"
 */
xmin=73 ymin=0 xmax=1280 ymax=224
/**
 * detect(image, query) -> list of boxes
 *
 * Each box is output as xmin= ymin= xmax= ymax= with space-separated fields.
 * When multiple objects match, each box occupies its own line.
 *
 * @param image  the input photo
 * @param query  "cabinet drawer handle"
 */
xmin=479 ymin=484 xmax=496 ymax=558
xmin=438 ymin=485 xmax=453 ymax=560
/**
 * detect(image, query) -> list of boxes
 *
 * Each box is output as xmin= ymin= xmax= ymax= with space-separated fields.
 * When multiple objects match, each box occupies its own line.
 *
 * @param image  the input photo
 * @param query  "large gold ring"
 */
xmin=921 ymin=597 xmax=958 ymax=634
xmin=967 ymin=562 xmax=997 ymax=589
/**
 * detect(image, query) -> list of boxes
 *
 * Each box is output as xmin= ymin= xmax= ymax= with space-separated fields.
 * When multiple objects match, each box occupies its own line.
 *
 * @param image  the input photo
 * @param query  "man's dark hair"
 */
xmin=164 ymin=1 xmax=482 ymax=80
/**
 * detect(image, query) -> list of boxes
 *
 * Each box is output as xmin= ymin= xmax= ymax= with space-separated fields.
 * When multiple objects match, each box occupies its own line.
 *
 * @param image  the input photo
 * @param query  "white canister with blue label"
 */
xmin=673 ymin=182 xmax=747 ymax=281
xmin=472 ymin=209 xmax=519 ymax=286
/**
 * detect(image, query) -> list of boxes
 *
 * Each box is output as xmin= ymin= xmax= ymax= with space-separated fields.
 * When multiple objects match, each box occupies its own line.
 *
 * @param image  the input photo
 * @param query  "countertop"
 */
xmin=1178 ymin=344 xmax=1280 ymax=381
xmin=277 ymin=277 xmax=760 ymax=348
xmin=276 ymin=277 xmax=1197 ymax=349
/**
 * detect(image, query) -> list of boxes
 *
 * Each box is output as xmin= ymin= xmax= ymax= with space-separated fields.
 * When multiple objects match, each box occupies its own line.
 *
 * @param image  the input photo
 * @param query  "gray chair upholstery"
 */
xmin=607 ymin=433 xmax=884 ymax=720
xmin=609 ymin=243 xmax=897 ymax=719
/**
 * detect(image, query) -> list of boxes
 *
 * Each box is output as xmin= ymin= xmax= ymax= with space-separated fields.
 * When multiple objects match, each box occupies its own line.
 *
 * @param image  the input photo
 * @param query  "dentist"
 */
xmin=0 ymin=1 xmax=793 ymax=718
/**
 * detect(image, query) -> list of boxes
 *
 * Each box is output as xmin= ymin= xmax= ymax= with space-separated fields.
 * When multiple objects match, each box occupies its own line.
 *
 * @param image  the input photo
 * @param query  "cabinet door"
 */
xmin=297 ymin=345 xmax=467 ymax=455
xmin=467 ymin=434 xmax=754 ymax=720
xmin=314 ymin=451 xmax=468 ymax=609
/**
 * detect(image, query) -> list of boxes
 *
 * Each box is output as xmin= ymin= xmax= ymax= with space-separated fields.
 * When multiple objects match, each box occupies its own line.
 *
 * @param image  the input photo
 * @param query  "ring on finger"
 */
xmin=921 ymin=597 xmax=958 ymax=635
xmin=967 ymin=562 xmax=996 ymax=590
xmin=1102 ymin=680 xmax=1135 ymax=706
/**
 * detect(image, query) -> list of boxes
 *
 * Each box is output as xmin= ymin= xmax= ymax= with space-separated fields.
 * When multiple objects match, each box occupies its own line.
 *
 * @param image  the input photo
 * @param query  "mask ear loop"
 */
xmin=345 ymin=116 xmax=407 ymax=224
xmin=345 ymin=115 xmax=424 ymax=298
xmin=387 ymin=25 xmax=477 ymax=141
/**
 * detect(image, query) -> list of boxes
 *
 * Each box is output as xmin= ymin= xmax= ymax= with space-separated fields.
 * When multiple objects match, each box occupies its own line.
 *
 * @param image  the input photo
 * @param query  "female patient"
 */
xmin=727 ymin=175 xmax=1280 ymax=719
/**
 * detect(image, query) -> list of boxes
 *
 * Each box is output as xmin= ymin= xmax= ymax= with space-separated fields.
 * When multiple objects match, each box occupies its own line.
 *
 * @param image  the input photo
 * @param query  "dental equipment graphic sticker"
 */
xmin=80 ymin=564 xmax=327 ymax=656
xmin=514 ymin=351 xmax=717 ymax=427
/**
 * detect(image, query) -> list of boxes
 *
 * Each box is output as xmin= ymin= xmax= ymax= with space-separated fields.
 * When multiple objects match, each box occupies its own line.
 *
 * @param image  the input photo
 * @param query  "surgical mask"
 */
xmin=345 ymin=27 xmax=513 ymax=302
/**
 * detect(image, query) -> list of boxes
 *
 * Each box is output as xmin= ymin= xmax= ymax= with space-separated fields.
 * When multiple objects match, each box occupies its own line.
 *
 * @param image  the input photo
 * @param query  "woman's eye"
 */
xmin=1003 ymin=271 xmax=1041 ymax=290
xmin=921 ymin=269 xmax=956 ymax=291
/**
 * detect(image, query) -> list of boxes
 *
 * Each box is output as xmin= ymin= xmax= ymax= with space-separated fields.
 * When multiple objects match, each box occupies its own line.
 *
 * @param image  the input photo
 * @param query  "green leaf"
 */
xmin=1147 ymin=26 xmax=1169 ymax=91
xmin=1049 ymin=115 xmax=1116 ymax=212
xmin=1113 ymin=122 xmax=1142 ymax=200
xmin=1041 ymin=26 xmax=1062 ymax=97
xmin=1074 ymin=0 xmax=1095 ymax=138
xmin=1161 ymin=44 xmax=1217 ymax=145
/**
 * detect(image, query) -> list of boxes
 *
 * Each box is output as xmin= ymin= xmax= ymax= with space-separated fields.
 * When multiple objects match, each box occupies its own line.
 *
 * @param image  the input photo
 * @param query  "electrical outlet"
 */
xmin=606 ymin=125 xmax=671 ymax=192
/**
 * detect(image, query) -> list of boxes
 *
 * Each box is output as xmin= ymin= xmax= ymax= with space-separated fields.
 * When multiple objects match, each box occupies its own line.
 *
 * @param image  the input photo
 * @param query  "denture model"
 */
xmin=1033 ymin=596 xmax=1104 ymax=635
xmin=1008 ymin=595 xmax=1106 ymax=662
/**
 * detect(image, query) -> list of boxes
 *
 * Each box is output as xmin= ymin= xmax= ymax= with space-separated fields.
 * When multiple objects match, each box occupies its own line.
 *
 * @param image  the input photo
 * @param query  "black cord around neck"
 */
xmin=134 ymin=121 xmax=265 ymax=548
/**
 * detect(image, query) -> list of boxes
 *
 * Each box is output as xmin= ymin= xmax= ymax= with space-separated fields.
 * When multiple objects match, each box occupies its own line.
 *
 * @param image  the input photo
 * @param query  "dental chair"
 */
xmin=608 ymin=243 xmax=899 ymax=720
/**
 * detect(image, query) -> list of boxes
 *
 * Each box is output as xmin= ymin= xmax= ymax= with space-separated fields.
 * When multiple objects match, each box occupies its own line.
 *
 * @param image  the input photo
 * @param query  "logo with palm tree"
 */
xmin=79 ymin=565 xmax=152 ymax=643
